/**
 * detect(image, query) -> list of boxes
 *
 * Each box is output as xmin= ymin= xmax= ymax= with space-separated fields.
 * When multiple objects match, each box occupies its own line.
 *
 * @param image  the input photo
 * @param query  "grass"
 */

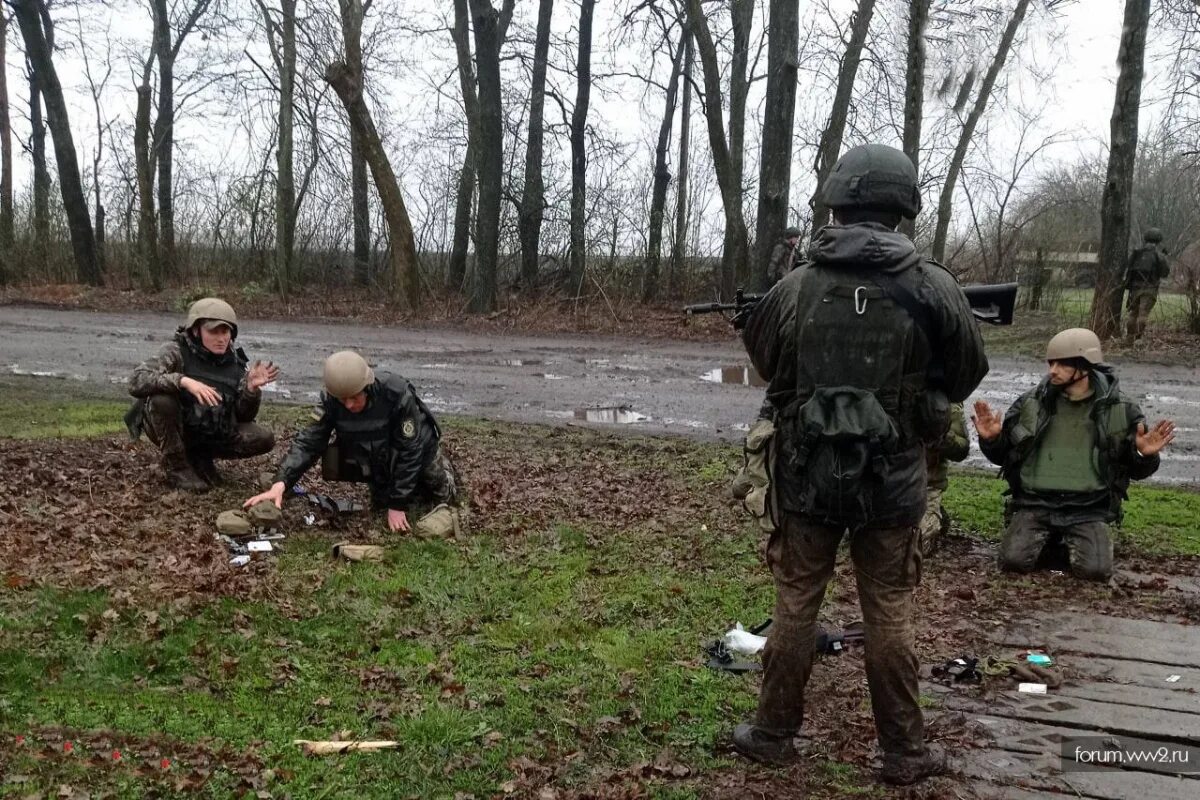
xmin=3 ymin=378 xmax=1200 ymax=797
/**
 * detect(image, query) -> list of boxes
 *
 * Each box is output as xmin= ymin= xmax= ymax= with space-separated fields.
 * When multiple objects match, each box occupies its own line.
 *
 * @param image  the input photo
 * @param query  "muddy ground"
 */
xmin=2 ymin=305 xmax=1198 ymax=485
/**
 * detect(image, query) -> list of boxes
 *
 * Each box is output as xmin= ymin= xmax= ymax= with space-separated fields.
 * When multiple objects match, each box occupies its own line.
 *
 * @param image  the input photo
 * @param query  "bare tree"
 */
xmin=931 ymin=0 xmax=1031 ymax=263
xmin=1090 ymin=0 xmax=1151 ymax=339
xmin=810 ymin=0 xmax=876 ymax=235
xmin=336 ymin=0 xmax=371 ymax=286
xmin=518 ymin=0 xmax=552 ymax=291
xmin=76 ymin=12 xmax=112 ymax=275
xmin=25 ymin=1 xmax=49 ymax=263
xmin=685 ymin=0 xmax=750 ymax=299
xmin=11 ymin=0 xmax=101 ymax=284
xmin=567 ymin=0 xmax=596 ymax=296
xmin=643 ymin=27 xmax=686 ymax=302
xmin=0 ymin=10 xmax=13 ymax=259
xmin=134 ymin=40 xmax=159 ymax=288
xmin=899 ymin=0 xmax=930 ymax=239
xmin=668 ymin=21 xmax=692 ymax=298
xmin=448 ymin=0 xmax=477 ymax=291
xmin=467 ymin=0 xmax=503 ymax=312
xmin=152 ymin=0 xmax=216 ymax=279
xmin=255 ymin=0 xmax=298 ymax=292
xmin=751 ymin=0 xmax=800 ymax=290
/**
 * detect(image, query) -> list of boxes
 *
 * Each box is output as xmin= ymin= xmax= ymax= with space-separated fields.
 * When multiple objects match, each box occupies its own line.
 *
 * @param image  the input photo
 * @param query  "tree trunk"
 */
xmin=134 ymin=84 xmax=160 ymax=288
xmin=931 ymin=0 xmax=1030 ymax=263
xmin=0 ymin=11 xmax=14 ymax=258
xmin=643 ymin=31 xmax=686 ymax=303
xmin=274 ymin=0 xmax=298 ymax=293
xmin=449 ymin=0 xmax=479 ymax=291
xmin=567 ymin=0 xmax=596 ymax=297
xmin=899 ymin=0 xmax=929 ymax=239
xmin=1091 ymin=0 xmax=1150 ymax=339
xmin=518 ymin=0 xmax=553 ymax=291
xmin=338 ymin=0 xmax=370 ymax=287
xmin=669 ymin=28 xmax=693 ymax=298
xmin=28 ymin=65 xmax=48 ymax=264
xmin=467 ymin=0 xmax=502 ymax=312
xmin=324 ymin=62 xmax=419 ymax=308
xmin=728 ymin=0 xmax=752 ymax=285
xmin=810 ymin=0 xmax=876 ymax=234
xmin=152 ymin=0 xmax=175 ymax=278
xmin=13 ymin=0 xmax=101 ymax=285
xmin=752 ymin=0 xmax=800 ymax=291
xmin=686 ymin=0 xmax=748 ymax=300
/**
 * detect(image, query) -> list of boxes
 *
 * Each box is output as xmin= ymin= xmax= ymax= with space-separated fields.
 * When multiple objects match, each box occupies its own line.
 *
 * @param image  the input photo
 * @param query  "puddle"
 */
xmin=574 ymin=406 xmax=651 ymax=424
xmin=542 ymin=373 xmax=569 ymax=380
xmin=499 ymin=359 xmax=543 ymax=367
xmin=7 ymin=364 xmax=82 ymax=380
xmin=419 ymin=363 xmax=455 ymax=370
xmin=700 ymin=365 xmax=767 ymax=388
xmin=261 ymin=382 xmax=292 ymax=398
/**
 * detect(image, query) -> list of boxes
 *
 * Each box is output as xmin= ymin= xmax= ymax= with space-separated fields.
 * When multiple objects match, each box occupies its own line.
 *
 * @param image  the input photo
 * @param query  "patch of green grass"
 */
xmin=0 ymin=375 xmax=128 ymax=438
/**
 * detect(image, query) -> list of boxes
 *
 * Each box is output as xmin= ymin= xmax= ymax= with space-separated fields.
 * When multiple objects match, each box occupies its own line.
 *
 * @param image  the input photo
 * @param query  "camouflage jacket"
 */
xmin=274 ymin=372 xmax=440 ymax=511
xmin=927 ymin=402 xmax=969 ymax=491
xmin=128 ymin=329 xmax=262 ymax=424
xmin=767 ymin=238 xmax=797 ymax=284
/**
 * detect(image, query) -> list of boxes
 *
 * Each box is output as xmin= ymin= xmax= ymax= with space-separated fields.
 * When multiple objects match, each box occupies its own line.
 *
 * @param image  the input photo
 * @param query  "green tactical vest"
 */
xmin=177 ymin=336 xmax=246 ymax=440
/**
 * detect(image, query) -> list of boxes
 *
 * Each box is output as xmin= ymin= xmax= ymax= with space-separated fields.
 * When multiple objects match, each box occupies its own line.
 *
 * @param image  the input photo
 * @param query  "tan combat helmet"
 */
xmin=186 ymin=297 xmax=239 ymax=337
xmin=323 ymin=351 xmax=375 ymax=398
xmin=1046 ymin=328 xmax=1103 ymax=365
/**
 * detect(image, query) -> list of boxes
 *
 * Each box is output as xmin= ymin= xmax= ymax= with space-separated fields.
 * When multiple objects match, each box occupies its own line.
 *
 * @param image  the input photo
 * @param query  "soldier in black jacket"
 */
xmin=244 ymin=351 xmax=458 ymax=532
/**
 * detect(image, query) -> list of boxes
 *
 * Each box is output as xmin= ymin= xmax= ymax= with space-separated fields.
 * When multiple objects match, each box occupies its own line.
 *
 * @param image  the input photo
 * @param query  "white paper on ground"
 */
xmin=723 ymin=623 xmax=767 ymax=655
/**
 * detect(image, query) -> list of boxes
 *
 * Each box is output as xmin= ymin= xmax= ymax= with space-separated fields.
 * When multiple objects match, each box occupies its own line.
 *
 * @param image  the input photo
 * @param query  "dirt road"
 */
xmin=3 ymin=305 xmax=1198 ymax=485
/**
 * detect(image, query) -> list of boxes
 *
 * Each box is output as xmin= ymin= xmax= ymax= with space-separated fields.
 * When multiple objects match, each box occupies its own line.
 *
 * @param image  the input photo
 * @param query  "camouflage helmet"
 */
xmin=1046 ymin=328 xmax=1104 ymax=366
xmin=185 ymin=297 xmax=238 ymax=337
xmin=819 ymin=144 xmax=921 ymax=219
xmin=323 ymin=350 xmax=375 ymax=398
xmin=1144 ymin=227 xmax=1164 ymax=243
xmin=784 ymin=226 xmax=802 ymax=239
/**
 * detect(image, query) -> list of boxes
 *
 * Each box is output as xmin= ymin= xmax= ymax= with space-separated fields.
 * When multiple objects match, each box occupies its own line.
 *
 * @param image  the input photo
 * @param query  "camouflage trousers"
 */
xmin=999 ymin=509 xmax=1113 ymax=581
xmin=755 ymin=512 xmax=926 ymax=757
xmin=365 ymin=446 xmax=461 ymax=515
xmin=917 ymin=487 xmax=947 ymax=557
xmin=1126 ymin=287 xmax=1160 ymax=340
xmin=142 ymin=394 xmax=274 ymax=470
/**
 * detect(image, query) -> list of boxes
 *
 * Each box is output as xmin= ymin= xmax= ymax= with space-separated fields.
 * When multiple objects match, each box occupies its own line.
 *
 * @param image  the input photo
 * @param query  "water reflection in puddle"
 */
xmin=700 ymin=365 xmax=767 ymax=387
xmin=500 ymin=359 xmax=544 ymax=367
xmin=574 ymin=406 xmax=651 ymax=424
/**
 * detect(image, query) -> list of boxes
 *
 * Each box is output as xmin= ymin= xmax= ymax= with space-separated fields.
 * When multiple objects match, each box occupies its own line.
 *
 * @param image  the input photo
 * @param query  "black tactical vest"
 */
xmin=177 ymin=335 xmax=246 ymax=440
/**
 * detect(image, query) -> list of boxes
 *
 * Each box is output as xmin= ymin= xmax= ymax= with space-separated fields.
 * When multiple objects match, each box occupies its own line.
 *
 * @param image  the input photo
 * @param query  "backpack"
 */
xmin=779 ymin=266 xmax=936 ymax=525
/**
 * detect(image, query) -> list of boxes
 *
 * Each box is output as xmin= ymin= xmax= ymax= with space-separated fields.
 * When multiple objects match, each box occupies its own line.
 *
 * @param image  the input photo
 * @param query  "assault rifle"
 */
xmin=683 ymin=282 xmax=1018 ymax=329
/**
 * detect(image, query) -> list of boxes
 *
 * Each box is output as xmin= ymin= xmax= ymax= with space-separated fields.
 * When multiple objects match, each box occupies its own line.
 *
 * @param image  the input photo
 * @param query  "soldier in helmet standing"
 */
xmin=972 ymin=328 xmax=1175 ymax=581
xmin=767 ymin=225 xmax=803 ymax=284
xmin=243 ymin=351 xmax=460 ymax=534
xmin=127 ymin=297 xmax=279 ymax=491
xmin=733 ymin=144 xmax=989 ymax=784
xmin=1124 ymin=227 xmax=1171 ymax=342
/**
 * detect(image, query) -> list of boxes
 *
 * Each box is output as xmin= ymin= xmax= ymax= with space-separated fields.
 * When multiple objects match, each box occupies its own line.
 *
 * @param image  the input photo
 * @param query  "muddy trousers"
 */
xmin=755 ymin=513 xmax=925 ymax=757
xmin=364 ymin=446 xmax=461 ymax=514
xmin=142 ymin=394 xmax=274 ymax=469
xmin=1000 ymin=509 xmax=1113 ymax=581
xmin=1126 ymin=287 xmax=1159 ymax=340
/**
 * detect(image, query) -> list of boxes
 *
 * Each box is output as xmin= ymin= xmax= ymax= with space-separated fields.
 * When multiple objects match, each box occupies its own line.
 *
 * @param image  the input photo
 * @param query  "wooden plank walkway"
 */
xmin=946 ymin=613 xmax=1200 ymax=799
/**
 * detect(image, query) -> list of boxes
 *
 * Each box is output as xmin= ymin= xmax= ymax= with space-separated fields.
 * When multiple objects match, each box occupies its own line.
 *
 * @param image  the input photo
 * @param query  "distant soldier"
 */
xmin=1124 ymin=227 xmax=1170 ymax=342
xmin=973 ymin=328 xmax=1175 ymax=581
xmin=244 ymin=351 xmax=461 ymax=534
xmin=127 ymin=298 xmax=278 ymax=491
xmin=919 ymin=403 xmax=969 ymax=556
xmin=767 ymin=226 xmax=803 ymax=284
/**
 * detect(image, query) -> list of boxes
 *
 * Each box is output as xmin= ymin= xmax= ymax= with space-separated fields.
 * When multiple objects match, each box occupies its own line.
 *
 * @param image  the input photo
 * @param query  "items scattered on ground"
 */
xmin=215 ymin=502 xmax=285 ymax=565
xmin=933 ymin=652 xmax=1063 ymax=689
xmin=331 ymin=542 xmax=385 ymax=562
xmin=704 ymin=620 xmax=864 ymax=673
xmin=294 ymin=740 xmax=400 ymax=756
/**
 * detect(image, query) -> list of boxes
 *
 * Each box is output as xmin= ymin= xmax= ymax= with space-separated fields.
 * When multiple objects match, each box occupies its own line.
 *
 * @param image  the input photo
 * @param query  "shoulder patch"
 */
xmin=401 ymin=419 xmax=417 ymax=438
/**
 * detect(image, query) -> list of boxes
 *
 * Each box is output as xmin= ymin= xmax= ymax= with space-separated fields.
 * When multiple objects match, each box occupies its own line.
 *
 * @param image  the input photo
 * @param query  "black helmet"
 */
xmin=819 ymin=144 xmax=921 ymax=219
xmin=1144 ymin=227 xmax=1163 ymax=243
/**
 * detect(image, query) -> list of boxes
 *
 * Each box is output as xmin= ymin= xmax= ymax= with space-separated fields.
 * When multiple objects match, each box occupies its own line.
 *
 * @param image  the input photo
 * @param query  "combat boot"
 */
xmin=880 ymin=744 xmax=947 ymax=786
xmin=731 ymin=723 xmax=798 ymax=765
xmin=191 ymin=456 xmax=223 ymax=487
xmin=167 ymin=466 xmax=210 ymax=492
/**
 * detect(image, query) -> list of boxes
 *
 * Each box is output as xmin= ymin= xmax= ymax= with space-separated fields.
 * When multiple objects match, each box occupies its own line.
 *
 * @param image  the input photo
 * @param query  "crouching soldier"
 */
xmin=244 ymin=351 xmax=461 ymax=534
xmin=972 ymin=328 xmax=1175 ymax=581
xmin=127 ymin=298 xmax=278 ymax=491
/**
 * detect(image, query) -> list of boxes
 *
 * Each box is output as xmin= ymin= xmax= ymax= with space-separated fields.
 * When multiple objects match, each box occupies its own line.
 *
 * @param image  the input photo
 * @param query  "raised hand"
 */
xmin=971 ymin=400 xmax=1003 ymax=442
xmin=247 ymin=360 xmax=281 ymax=392
xmin=1135 ymin=420 xmax=1176 ymax=457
